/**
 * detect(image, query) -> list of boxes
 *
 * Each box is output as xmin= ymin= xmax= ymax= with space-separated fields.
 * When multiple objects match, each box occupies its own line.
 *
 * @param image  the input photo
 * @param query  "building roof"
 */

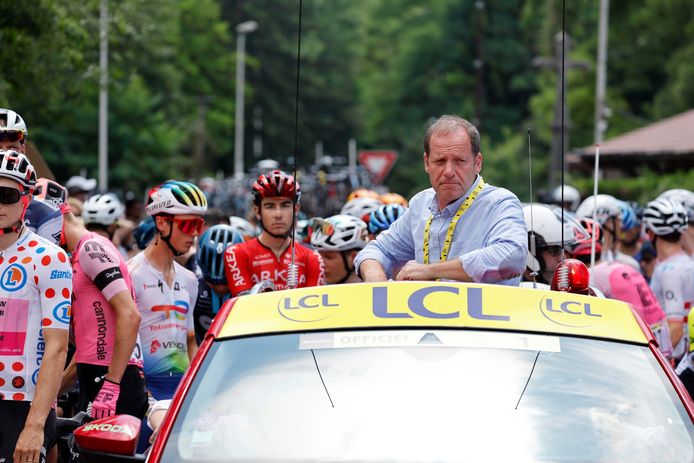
xmin=577 ymin=109 xmax=694 ymax=157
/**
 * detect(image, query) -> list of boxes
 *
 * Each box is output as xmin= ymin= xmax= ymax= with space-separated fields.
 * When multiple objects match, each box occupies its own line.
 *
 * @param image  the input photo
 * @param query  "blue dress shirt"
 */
xmin=355 ymin=176 xmax=528 ymax=285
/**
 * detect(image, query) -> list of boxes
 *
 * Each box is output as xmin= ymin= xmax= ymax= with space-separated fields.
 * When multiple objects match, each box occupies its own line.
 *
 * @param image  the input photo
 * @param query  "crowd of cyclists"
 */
xmin=0 ymin=105 xmax=693 ymax=461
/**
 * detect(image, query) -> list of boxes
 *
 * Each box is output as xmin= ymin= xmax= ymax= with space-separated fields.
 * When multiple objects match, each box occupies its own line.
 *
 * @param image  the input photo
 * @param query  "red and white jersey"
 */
xmin=224 ymin=238 xmax=324 ymax=296
xmin=0 ymin=230 xmax=71 ymax=401
xmin=71 ymin=232 xmax=142 ymax=367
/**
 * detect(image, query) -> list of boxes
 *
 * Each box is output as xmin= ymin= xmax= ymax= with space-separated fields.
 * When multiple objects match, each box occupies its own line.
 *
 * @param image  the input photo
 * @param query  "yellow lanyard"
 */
xmin=423 ymin=178 xmax=485 ymax=264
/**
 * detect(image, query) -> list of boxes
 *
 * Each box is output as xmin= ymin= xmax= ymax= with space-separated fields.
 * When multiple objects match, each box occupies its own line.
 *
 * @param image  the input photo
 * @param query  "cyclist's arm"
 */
xmin=106 ymin=291 xmax=141 ymax=382
xmin=224 ymin=244 xmax=252 ymax=296
xmin=186 ymin=274 xmax=198 ymax=362
xmin=659 ymin=273 xmax=688 ymax=348
xmin=59 ymin=356 xmax=77 ymax=396
xmin=187 ymin=331 xmax=197 ymax=362
xmin=305 ymin=249 xmax=325 ymax=287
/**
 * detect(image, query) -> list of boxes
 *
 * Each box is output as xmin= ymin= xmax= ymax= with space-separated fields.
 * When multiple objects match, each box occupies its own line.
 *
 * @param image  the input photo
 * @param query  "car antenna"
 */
xmin=527 ymin=129 xmax=539 ymax=288
xmin=590 ymin=144 xmax=601 ymax=268
xmin=556 ymin=0 xmax=570 ymax=290
xmin=287 ymin=0 xmax=304 ymax=290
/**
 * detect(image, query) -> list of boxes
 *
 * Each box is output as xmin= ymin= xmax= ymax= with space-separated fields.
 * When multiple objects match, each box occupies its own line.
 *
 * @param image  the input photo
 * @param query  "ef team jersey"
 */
xmin=0 ymin=230 xmax=71 ymax=401
xmin=224 ymin=238 xmax=324 ymax=295
xmin=71 ymin=232 xmax=142 ymax=366
xmin=128 ymin=252 xmax=197 ymax=376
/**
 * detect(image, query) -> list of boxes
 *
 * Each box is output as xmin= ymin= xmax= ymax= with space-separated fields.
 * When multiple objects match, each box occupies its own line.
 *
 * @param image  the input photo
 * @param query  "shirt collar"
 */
xmin=428 ymin=175 xmax=482 ymax=215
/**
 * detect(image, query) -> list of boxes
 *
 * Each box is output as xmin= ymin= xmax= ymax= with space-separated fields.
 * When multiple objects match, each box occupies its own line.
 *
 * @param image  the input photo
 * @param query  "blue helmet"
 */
xmin=368 ymin=204 xmax=406 ymax=235
xmin=617 ymin=200 xmax=639 ymax=231
xmin=133 ymin=217 xmax=156 ymax=250
xmin=197 ymin=224 xmax=243 ymax=284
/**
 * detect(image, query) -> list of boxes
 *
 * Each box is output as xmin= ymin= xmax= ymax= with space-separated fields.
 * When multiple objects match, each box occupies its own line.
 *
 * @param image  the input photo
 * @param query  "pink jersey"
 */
xmin=0 ymin=230 xmax=71 ymax=401
xmin=71 ymin=232 xmax=141 ymax=366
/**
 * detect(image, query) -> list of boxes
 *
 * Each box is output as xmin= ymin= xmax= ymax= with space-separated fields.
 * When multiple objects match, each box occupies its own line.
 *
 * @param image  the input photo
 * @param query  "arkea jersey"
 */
xmin=650 ymin=252 xmax=694 ymax=360
xmin=71 ymin=232 xmax=142 ymax=366
xmin=25 ymin=198 xmax=63 ymax=246
xmin=0 ymin=230 xmax=71 ymax=401
xmin=128 ymin=252 xmax=197 ymax=376
xmin=224 ymin=238 xmax=324 ymax=296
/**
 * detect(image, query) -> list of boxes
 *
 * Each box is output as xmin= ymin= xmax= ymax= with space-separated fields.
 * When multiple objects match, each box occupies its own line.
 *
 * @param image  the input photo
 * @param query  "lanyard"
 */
xmin=423 ymin=178 xmax=485 ymax=264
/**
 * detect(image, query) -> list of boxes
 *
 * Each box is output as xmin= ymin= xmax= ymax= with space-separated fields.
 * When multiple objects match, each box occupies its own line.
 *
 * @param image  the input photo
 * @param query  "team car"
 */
xmin=74 ymin=278 xmax=694 ymax=462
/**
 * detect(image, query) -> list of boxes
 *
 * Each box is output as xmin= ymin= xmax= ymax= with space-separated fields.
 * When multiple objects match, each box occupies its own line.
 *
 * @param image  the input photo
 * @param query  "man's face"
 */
xmin=0 ymin=130 xmax=26 ymax=153
xmin=255 ymin=197 xmax=296 ymax=236
xmin=0 ymin=177 xmax=26 ymax=229
xmin=540 ymin=245 xmax=563 ymax=283
xmin=319 ymin=250 xmax=355 ymax=284
xmin=424 ymin=129 xmax=481 ymax=207
xmin=157 ymin=214 xmax=204 ymax=254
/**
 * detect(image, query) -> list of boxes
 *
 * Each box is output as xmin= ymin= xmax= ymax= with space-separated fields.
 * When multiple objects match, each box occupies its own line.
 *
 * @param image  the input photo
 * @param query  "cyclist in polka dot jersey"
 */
xmin=0 ymin=150 xmax=71 ymax=463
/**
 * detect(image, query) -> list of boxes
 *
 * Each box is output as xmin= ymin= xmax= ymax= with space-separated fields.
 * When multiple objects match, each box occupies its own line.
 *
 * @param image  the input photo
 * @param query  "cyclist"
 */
xmin=128 ymin=181 xmax=206 ymax=400
xmin=658 ymin=189 xmax=694 ymax=257
xmin=193 ymin=224 xmax=242 ymax=344
xmin=550 ymin=184 xmax=581 ymax=212
xmin=643 ymin=198 xmax=694 ymax=364
xmin=224 ymin=170 xmax=324 ymax=295
xmin=311 ymin=215 xmax=369 ymax=284
xmin=81 ymin=193 xmax=124 ymax=242
xmin=379 ymin=192 xmax=409 ymax=208
xmin=340 ymin=196 xmax=383 ymax=221
xmin=0 ymin=150 xmax=71 ymax=463
xmin=367 ymin=204 xmax=406 ymax=239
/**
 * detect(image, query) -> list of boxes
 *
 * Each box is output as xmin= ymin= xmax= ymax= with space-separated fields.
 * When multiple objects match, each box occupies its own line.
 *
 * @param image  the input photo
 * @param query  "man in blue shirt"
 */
xmin=355 ymin=115 xmax=527 ymax=285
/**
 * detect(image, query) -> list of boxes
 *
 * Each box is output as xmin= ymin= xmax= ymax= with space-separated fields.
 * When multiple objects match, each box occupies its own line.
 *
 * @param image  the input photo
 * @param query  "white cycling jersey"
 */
xmin=127 ymin=252 xmax=197 ymax=377
xmin=650 ymin=252 xmax=694 ymax=360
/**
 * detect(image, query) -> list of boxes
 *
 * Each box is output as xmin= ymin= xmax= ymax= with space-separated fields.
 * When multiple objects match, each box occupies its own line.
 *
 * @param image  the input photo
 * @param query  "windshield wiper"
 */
xmin=311 ymin=349 xmax=335 ymax=408
xmin=515 ymin=351 xmax=541 ymax=410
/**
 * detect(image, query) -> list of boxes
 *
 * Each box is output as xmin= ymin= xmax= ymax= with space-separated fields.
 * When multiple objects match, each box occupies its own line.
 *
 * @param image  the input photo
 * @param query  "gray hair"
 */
xmin=423 ymin=115 xmax=480 ymax=156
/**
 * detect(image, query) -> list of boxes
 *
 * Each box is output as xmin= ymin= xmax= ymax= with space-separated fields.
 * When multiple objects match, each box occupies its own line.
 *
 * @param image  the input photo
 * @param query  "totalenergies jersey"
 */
xmin=0 ymin=230 xmax=71 ymax=401
xmin=128 ymin=252 xmax=197 ymax=376
xmin=650 ymin=252 xmax=694 ymax=360
xmin=224 ymin=237 xmax=325 ymax=296
xmin=71 ymin=232 xmax=142 ymax=366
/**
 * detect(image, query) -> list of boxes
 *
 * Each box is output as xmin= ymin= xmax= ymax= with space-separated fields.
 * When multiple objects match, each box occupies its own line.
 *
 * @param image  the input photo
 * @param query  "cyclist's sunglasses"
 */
xmin=0 ymin=131 xmax=26 ymax=144
xmin=0 ymin=186 xmax=23 ymax=204
xmin=170 ymin=216 xmax=205 ymax=235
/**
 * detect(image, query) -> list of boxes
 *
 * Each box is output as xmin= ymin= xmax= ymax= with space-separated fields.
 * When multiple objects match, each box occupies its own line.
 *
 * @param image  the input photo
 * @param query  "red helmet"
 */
xmin=252 ymin=170 xmax=300 ymax=205
xmin=571 ymin=218 xmax=602 ymax=256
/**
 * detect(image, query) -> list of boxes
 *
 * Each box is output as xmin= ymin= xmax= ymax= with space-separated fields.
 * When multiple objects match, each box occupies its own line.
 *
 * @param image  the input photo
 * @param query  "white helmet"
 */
xmin=0 ymin=109 xmax=28 ymax=135
xmin=229 ymin=216 xmax=259 ymax=239
xmin=82 ymin=193 xmax=124 ymax=226
xmin=340 ymin=197 xmax=383 ymax=220
xmin=311 ymin=215 xmax=369 ymax=251
xmin=643 ymin=198 xmax=688 ymax=236
xmin=0 ymin=150 xmax=36 ymax=191
xmin=658 ymin=189 xmax=694 ymax=221
xmin=523 ymin=203 xmax=577 ymax=273
xmin=575 ymin=194 xmax=621 ymax=226
xmin=551 ymin=185 xmax=581 ymax=211
xmin=146 ymin=181 xmax=207 ymax=216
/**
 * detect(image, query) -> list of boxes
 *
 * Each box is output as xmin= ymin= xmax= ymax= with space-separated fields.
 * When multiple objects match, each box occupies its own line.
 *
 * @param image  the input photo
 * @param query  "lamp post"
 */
xmin=234 ymin=20 xmax=258 ymax=179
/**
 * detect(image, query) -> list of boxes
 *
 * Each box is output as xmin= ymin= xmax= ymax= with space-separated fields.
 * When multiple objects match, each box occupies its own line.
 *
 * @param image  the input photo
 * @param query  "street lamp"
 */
xmin=234 ymin=20 xmax=258 ymax=179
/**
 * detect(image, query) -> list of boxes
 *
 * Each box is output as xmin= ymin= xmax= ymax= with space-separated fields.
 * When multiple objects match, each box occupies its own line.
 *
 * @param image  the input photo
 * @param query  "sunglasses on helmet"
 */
xmin=0 ymin=131 xmax=26 ymax=144
xmin=170 ymin=216 xmax=205 ymax=235
xmin=0 ymin=186 xmax=23 ymax=204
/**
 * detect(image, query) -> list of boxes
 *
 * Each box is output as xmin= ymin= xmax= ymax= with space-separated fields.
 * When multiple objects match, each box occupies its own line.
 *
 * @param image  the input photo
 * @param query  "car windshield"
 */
xmin=161 ymin=330 xmax=694 ymax=462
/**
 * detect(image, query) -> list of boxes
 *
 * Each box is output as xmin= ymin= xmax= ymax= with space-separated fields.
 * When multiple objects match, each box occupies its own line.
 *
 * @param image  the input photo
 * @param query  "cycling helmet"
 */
xmin=643 ymin=198 xmax=689 ymax=236
xmin=133 ymin=217 xmax=156 ymax=250
xmin=617 ymin=200 xmax=639 ymax=231
xmin=146 ymin=180 xmax=207 ymax=216
xmin=252 ymin=170 xmax=300 ymax=205
xmin=340 ymin=197 xmax=383 ymax=220
xmin=347 ymin=188 xmax=380 ymax=202
xmin=0 ymin=150 xmax=36 ymax=192
xmin=229 ymin=216 xmax=258 ymax=239
xmin=368 ymin=204 xmax=406 ymax=235
xmin=82 ymin=193 xmax=124 ymax=226
xmin=551 ymin=185 xmax=581 ymax=211
xmin=0 ymin=109 xmax=28 ymax=135
xmin=197 ymin=224 xmax=243 ymax=284
xmin=571 ymin=218 xmax=603 ymax=257
xmin=522 ymin=204 xmax=577 ymax=273
xmin=311 ymin=215 xmax=369 ymax=251
xmin=380 ymin=192 xmax=409 ymax=207
xmin=575 ymin=194 xmax=621 ymax=226
xmin=658 ymin=189 xmax=694 ymax=221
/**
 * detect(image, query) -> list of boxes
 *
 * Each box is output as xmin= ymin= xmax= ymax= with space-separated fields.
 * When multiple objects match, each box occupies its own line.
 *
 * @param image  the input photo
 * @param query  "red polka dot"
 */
xmin=0 ymin=378 xmax=4 ymax=387
xmin=42 ymin=318 xmax=53 ymax=327
xmin=13 ymin=393 xmax=25 ymax=400
xmin=34 ymin=276 xmax=39 ymax=285
xmin=17 ymin=246 xmax=25 ymax=252
xmin=21 ymin=257 xmax=31 ymax=264
xmin=45 ymin=288 xmax=55 ymax=298
xmin=62 ymin=288 xmax=70 ymax=299
xmin=41 ymin=256 xmax=51 ymax=266
xmin=12 ymin=362 xmax=23 ymax=371
xmin=0 ymin=362 xmax=4 ymax=371
xmin=58 ymin=253 xmax=67 ymax=263
xmin=28 ymin=240 xmax=38 ymax=247
xmin=0 ymin=257 xmax=3 ymax=265
xmin=8 ymin=256 xmax=17 ymax=263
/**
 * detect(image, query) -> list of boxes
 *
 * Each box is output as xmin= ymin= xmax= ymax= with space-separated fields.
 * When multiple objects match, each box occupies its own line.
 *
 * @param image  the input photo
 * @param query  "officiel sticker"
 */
xmin=0 ymin=299 xmax=29 ymax=355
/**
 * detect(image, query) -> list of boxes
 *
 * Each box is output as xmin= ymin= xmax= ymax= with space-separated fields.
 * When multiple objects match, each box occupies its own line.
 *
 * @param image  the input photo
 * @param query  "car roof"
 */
xmin=217 ymin=282 xmax=649 ymax=345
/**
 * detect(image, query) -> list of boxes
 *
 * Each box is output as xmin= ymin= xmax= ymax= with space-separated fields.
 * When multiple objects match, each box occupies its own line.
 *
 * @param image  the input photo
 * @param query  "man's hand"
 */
xmin=90 ymin=379 xmax=121 ymax=418
xmin=395 ymin=261 xmax=433 ymax=281
xmin=14 ymin=423 xmax=44 ymax=463
xmin=358 ymin=259 xmax=388 ymax=282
